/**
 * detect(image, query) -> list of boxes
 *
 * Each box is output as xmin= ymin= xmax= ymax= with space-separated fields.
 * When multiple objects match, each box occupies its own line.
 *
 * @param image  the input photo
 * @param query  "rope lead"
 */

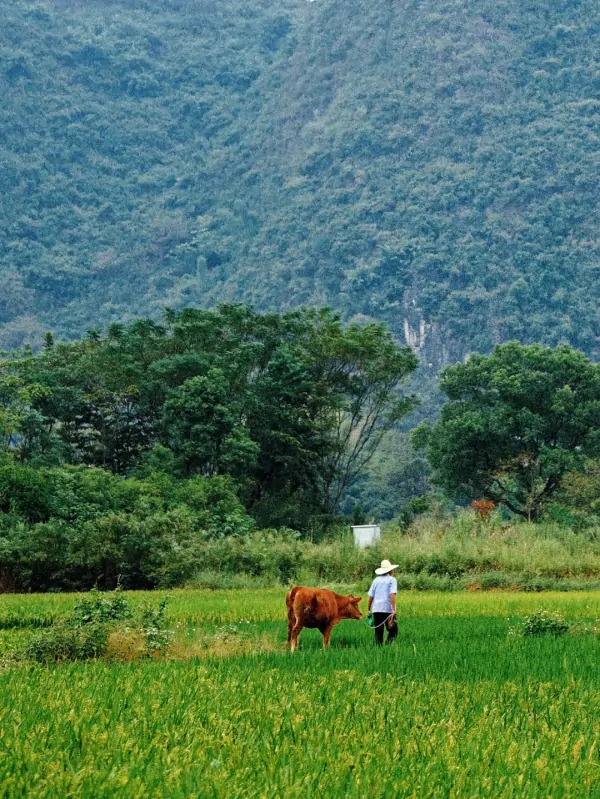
xmin=365 ymin=612 xmax=395 ymax=629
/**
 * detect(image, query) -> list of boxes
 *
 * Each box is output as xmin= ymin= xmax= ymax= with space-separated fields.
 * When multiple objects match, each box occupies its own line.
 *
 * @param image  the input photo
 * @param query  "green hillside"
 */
xmin=2 ymin=0 xmax=599 ymax=363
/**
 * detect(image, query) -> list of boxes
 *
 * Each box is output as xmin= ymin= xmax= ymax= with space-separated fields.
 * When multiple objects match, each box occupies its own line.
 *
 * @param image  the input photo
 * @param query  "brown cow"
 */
xmin=286 ymin=586 xmax=363 ymax=652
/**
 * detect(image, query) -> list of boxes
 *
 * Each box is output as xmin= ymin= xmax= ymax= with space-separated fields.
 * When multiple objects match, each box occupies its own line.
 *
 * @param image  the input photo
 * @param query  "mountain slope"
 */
xmin=2 ymin=0 xmax=599 ymax=363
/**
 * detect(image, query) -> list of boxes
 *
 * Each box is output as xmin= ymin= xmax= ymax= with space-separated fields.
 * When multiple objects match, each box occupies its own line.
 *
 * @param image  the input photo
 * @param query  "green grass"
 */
xmin=183 ymin=514 xmax=600 ymax=592
xmin=1 ymin=590 xmax=599 ymax=797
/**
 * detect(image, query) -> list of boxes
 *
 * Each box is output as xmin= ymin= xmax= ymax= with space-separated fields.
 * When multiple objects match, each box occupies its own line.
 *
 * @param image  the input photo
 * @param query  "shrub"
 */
xmin=71 ymin=585 xmax=130 ymax=626
xmin=397 ymin=496 xmax=432 ymax=530
xmin=0 ymin=466 xmax=254 ymax=591
xmin=24 ymin=587 xmax=130 ymax=663
xmin=139 ymin=597 xmax=174 ymax=656
xmin=24 ymin=624 xmax=110 ymax=663
xmin=522 ymin=609 xmax=570 ymax=636
xmin=23 ymin=587 xmax=174 ymax=663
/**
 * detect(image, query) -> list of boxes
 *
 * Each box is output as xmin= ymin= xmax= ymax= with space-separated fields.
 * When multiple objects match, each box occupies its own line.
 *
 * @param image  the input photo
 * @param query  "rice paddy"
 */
xmin=1 ymin=589 xmax=599 ymax=797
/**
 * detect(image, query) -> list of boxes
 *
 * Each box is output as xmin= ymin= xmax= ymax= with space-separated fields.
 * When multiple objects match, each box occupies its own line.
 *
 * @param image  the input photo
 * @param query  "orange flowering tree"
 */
xmin=471 ymin=499 xmax=495 ymax=521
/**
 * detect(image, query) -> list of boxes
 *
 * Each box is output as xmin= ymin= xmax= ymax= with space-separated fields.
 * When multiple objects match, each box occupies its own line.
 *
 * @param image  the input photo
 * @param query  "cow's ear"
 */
xmin=351 ymin=596 xmax=362 ymax=604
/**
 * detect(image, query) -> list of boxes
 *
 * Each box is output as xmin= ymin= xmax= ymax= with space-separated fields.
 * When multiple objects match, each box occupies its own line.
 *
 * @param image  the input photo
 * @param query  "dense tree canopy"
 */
xmin=1 ymin=0 xmax=599 ymax=364
xmin=415 ymin=343 xmax=600 ymax=519
xmin=0 ymin=305 xmax=417 ymax=525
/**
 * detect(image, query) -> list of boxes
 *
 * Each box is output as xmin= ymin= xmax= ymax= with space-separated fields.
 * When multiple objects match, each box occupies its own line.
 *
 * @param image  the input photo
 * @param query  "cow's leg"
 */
xmin=321 ymin=621 xmax=335 ymax=649
xmin=285 ymin=589 xmax=298 ymax=647
xmin=290 ymin=620 xmax=303 ymax=653
xmin=286 ymin=605 xmax=295 ymax=647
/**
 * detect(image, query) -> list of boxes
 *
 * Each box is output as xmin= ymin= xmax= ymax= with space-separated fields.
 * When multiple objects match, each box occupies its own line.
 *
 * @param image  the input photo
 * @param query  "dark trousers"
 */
xmin=373 ymin=612 xmax=398 ymax=646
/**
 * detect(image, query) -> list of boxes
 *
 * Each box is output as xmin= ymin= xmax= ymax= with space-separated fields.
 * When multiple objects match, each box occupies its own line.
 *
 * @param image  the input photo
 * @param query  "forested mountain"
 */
xmin=1 ymin=0 xmax=599 ymax=363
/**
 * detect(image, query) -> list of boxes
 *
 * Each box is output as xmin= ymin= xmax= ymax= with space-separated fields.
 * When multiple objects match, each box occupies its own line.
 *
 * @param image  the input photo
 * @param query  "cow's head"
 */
xmin=342 ymin=595 xmax=363 ymax=620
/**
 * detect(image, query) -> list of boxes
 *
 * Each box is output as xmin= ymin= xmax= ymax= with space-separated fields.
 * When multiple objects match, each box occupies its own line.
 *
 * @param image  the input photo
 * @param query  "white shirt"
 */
xmin=368 ymin=575 xmax=397 ymax=614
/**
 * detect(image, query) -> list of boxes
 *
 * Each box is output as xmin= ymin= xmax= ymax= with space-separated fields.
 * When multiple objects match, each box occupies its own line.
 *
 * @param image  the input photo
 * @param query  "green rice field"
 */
xmin=1 ymin=589 xmax=599 ymax=797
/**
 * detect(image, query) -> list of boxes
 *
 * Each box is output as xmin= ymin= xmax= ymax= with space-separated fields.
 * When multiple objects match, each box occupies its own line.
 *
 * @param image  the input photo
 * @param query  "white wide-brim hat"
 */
xmin=375 ymin=559 xmax=399 ymax=575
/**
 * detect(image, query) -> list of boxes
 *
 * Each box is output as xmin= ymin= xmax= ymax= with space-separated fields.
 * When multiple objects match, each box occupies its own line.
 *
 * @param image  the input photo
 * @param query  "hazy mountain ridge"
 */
xmin=1 ymin=0 xmax=599 ymax=362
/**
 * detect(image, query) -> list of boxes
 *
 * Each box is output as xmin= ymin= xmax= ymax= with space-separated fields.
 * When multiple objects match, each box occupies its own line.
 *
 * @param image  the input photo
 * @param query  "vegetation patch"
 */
xmin=521 ymin=609 xmax=570 ymax=637
xmin=22 ymin=588 xmax=173 ymax=664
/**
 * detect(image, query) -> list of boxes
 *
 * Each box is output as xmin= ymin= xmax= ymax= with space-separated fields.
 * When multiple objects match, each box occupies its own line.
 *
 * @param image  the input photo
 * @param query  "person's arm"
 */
xmin=390 ymin=593 xmax=396 ymax=616
xmin=390 ymin=576 xmax=397 ymax=616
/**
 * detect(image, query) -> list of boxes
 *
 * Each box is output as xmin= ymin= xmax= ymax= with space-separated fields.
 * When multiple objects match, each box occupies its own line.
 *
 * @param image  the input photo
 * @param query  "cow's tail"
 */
xmin=286 ymin=586 xmax=300 ymax=610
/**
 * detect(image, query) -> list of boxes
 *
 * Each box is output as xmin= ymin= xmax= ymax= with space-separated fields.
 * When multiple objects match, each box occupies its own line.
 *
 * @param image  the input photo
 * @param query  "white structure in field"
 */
xmin=352 ymin=524 xmax=381 ymax=549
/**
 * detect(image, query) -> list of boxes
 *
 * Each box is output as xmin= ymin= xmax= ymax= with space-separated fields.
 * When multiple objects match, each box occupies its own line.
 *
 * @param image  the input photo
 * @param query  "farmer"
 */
xmin=367 ymin=559 xmax=398 ymax=646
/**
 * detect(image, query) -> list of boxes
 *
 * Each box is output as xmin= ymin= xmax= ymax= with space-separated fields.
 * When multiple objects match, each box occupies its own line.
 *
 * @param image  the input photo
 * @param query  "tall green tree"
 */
xmin=0 ymin=363 xmax=51 ymax=463
xmin=162 ymin=368 xmax=259 ymax=478
xmin=414 ymin=343 xmax=600 ymax=520
xmin=307 ymin=311 xmax=419 ymax=514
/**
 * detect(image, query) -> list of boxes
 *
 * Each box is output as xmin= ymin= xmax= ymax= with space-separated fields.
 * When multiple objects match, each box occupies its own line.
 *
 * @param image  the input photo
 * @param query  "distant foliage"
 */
xmin=0 ymin=0 xmax=599 ymax=366
xmin=0 ymin=465 xmax=252 ymax=591
xmin=554 ymin=462 xmax=600 ymax=525
xmin=0 ymin=306 xmax=417 ymax=588
xmin=341 ymin=429 xmax=431 ymax=521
